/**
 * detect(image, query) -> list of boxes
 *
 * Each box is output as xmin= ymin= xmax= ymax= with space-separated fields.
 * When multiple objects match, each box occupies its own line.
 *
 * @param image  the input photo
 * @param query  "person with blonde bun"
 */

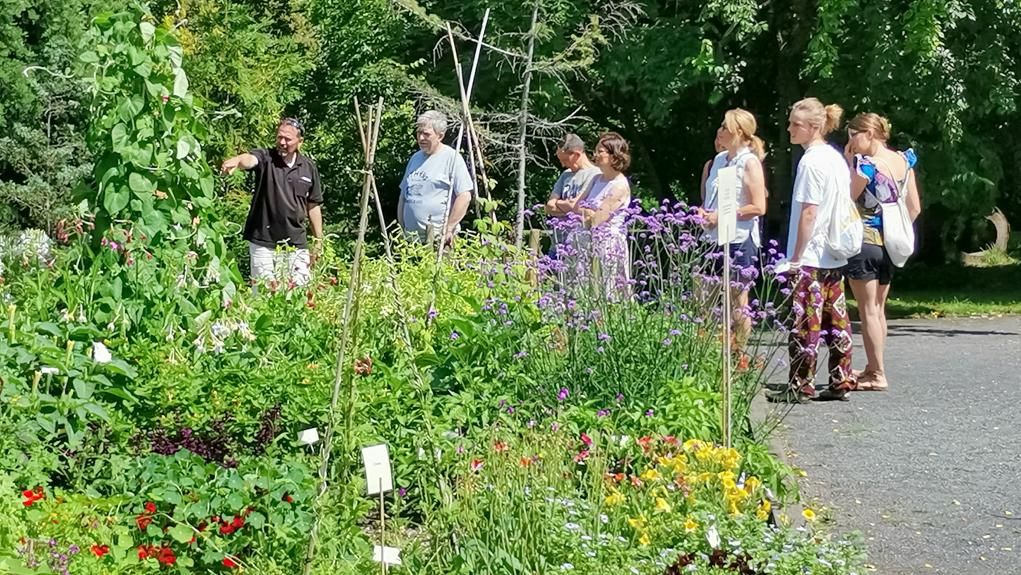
xmin=698 ymin=108 xmax=768 ymax=350
xmin=843 ymin=113 xmax=921 ymax=391
xmin=770 ymin=98 xmax=856 ymax=403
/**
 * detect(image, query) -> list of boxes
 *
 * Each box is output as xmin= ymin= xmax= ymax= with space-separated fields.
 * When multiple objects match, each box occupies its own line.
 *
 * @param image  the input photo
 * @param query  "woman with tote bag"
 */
xmin=844 ymin=113 xmax=922 ymax=391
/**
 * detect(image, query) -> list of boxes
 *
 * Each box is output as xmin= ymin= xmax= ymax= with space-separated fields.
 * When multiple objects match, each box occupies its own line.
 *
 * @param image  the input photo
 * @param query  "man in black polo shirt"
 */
xmin=221 ymin=118 xmax=324 ymax=286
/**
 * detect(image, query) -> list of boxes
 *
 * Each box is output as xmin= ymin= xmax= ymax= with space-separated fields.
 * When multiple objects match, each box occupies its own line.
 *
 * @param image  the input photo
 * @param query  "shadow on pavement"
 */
xmin=887 ymin=325 xmax=1020 ymax=337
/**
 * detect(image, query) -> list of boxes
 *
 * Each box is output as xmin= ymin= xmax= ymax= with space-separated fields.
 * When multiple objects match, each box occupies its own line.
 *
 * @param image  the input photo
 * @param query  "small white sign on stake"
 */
xmin=716 ymin=166 xmax=739 ymax=246
xmin=372 ymin=545 xmax=402 ymax=566
xmin=298 ymin=427 xmax=320 ymax=446
xmin=362 ymin=443 xmax=394 ymax=495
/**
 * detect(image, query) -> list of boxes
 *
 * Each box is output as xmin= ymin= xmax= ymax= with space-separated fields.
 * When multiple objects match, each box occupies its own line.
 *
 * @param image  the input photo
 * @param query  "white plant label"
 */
xmin=362 ymin=443 xmax=393 ymax=495
xmin=372 ymin=545 xmax=402 ymax=565
xmin=716 ymin=166 xmax=739 ymax=246
xmin=297 ymin=427 xmax=320 ymax=446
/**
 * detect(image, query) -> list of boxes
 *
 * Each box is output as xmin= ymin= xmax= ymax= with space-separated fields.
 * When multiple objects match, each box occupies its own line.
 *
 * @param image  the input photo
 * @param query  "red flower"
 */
xmin=21 ymin=486 xmax=45 ymax=507
xmin=469 ymin=459 xmax=484 ymax=473
xmin=519 ymin=456 xmax=532 ymax=468
xmin=574 ymin=449 xmax=590 ymax=463
xmin=638 ymin=436 xmax=653 ymax=453
xmin=157 ymin=546 xmax=176 ymax=566
xmin=219 ymin=523 xmax=235 ymax=535
xmin=137 ymin=545 xmax=155 ymax=560
xmin=90 ymin=544 xmax=110 ymax=557
xmin=283 ymin=494 xmax=294 ymax=504
xmin=231 ymin=515 xmax=245 ymax=529
xmin=223 ymin=557 xmax=239 ymax=568
xmin=144 ymin=501 xmax=157 ymax=513
xmin=580 ymin=433 xmax=593 ymax=447
xmin=135 ymin=514 xmax=153 ymax=531
xmin=492 ymin=441 xmax=509 ymax=453
xmin=663 ymin=435 xmax=679 ymax=446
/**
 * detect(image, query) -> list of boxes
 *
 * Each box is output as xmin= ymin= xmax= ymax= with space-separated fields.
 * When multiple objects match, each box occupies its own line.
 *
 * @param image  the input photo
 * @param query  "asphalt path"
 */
xmin=777 ymin=316 xmax=1021 ymax=575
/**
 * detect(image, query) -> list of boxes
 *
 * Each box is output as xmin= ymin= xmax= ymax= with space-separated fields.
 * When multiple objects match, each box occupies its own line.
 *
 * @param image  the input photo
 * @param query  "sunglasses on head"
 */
xmin=281 ymin=117 xmax=304 ymax=136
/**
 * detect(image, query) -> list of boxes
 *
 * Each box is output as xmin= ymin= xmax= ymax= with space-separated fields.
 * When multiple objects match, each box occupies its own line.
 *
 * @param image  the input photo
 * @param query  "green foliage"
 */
xmin=162 ymin=0 xmax=317 ymax=161
xmin=0 ymin=0 xmax=99 ymax=234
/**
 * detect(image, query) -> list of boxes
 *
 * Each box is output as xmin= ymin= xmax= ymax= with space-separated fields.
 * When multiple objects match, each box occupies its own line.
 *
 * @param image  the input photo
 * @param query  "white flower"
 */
xmin=211 ymin=321 xmax=229 ymax=338
xmin=560 ymin=564 xmax=573 ymax=571
xmin=91 ymin=341 xmax=112 ymax=364
xmin=564 ymin=522 xmax=580 ymax=531
xmin=599 ymin=513 xmax=609 ymax=524
xmin=40 ymin=366 xmax=59 ymax=375
xmin=706 ymin=525 xmax=720 ymax=549
xmin=630 ymin=568 xmax=640 ymax=575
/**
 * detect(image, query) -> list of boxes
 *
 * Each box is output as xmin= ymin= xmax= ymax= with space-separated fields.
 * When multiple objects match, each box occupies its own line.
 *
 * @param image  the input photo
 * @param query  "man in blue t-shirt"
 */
xmin=398 ymin=111 xmax=474 ymax=245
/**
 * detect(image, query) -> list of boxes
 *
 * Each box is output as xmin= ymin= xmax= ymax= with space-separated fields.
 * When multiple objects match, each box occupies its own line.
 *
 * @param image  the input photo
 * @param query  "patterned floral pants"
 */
xmin=788 ymin=267 xmax=854 ymax=390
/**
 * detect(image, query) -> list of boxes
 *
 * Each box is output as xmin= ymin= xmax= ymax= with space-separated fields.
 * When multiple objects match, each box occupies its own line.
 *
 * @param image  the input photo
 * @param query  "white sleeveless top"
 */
xmin=703 ymin=148 xmax=761 ymax=247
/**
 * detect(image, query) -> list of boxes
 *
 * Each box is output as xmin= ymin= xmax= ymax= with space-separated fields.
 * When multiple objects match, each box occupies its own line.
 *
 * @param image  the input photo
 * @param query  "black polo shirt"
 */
xmin=243 ymin=148 xmax=323 ymax=249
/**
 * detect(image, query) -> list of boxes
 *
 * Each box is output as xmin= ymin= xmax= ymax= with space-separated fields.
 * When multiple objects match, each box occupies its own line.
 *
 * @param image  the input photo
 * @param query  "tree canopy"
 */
xmin=2 ymin=0 xmax=1019 ymax=258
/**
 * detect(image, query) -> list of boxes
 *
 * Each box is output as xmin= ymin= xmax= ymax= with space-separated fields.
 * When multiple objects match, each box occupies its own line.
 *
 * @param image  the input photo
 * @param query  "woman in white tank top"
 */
xmin=697 ymin=109 xmax=768 ymax=350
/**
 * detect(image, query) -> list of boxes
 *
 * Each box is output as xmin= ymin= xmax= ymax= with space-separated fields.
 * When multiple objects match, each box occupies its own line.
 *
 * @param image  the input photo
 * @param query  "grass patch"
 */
xmin=847 ymin=262 xmax=1021 ymax=319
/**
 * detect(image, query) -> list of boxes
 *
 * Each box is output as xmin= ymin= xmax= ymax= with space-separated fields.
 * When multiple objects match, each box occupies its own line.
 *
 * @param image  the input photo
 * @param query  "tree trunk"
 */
xmin=515 ymin=1 xmax=541 ymax=249
xmin=768 ymin=0 xmax=817 ymax=247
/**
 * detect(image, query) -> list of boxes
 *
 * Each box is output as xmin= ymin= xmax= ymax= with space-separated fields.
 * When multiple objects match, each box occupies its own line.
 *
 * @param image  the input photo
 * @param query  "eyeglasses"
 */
xmin=281 ymin=117 xmax=304 ymax=136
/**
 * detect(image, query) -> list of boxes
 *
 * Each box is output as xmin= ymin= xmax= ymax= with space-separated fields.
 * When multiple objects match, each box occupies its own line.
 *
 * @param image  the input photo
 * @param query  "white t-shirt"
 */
xmin=785 ymin=143 xmax=851 ymax=269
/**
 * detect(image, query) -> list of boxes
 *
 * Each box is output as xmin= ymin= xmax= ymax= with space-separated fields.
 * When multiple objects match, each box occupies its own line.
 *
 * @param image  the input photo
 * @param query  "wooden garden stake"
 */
xmin=715 ymin=165 xmax=739 ymax=449
xmin=379 ymin=478 xmax=387 ymax=575
xmin=721 ymin=246 xmax=733 ymax=448
xmin=303 ymin=97 xmax=384 ymax=575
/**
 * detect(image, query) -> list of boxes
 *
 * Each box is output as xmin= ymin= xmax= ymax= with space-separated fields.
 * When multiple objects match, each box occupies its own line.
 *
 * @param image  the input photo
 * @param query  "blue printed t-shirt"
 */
xmin=400 ymin=144 xmax=474 ymax=239
xmin=853 ymin=149 xmax=917 ymax=246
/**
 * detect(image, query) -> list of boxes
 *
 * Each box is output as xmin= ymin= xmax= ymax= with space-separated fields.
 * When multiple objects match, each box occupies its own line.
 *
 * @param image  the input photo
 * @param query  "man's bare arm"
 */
xmin=221 ymin=153 xmax=259 ymax=175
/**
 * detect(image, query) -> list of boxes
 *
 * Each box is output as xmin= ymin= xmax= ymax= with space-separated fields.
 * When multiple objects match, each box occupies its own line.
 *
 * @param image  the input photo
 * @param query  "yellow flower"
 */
xmin=720 ymin=448 xmax=741 ymax=470
xmin=756 ymin=499 xmax=772 ymax=521
xmin=744 ymin=476 xmax=761 ymax=493
xmin=605 ymin=491 xmax=625 ymax=507
xmin=718 ymin=471 xmax=737 ymax=491
xmin=657 ymin=455 xmax=672 ymax=467
xmin=683 ymin=517 xmax=699 ymax=532
xmin=627 ymin=516 xmax=647 ymax=530
xmin=682 ymin=439 xmax=703 ymax=452
xmin=727 ymin=500 xmax=741 ymax=516
xmin=694 ymin=445 xmax=714 ymax=461
xmin=802 ymin=508 xmax=817 ymax=522
xmin=654 ymin=497 xmax=672 ymax=513
xmin=640 ymin=468 xmax=662 ymax=482
xmin=638 ymin=531 xmax=651 ymax=546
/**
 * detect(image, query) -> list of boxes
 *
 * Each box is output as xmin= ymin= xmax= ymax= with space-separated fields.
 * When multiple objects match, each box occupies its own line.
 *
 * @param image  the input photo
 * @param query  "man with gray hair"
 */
xmin=544 ymin=133 xmax=600 ymax=256
xmin=398 ymin=110 xmax=474 ymax=245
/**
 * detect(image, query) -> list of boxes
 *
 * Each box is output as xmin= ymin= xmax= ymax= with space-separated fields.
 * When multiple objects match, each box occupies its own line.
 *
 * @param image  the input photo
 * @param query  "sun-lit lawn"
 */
xmin=847 ymin=262 xmax=1021 ymax=319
